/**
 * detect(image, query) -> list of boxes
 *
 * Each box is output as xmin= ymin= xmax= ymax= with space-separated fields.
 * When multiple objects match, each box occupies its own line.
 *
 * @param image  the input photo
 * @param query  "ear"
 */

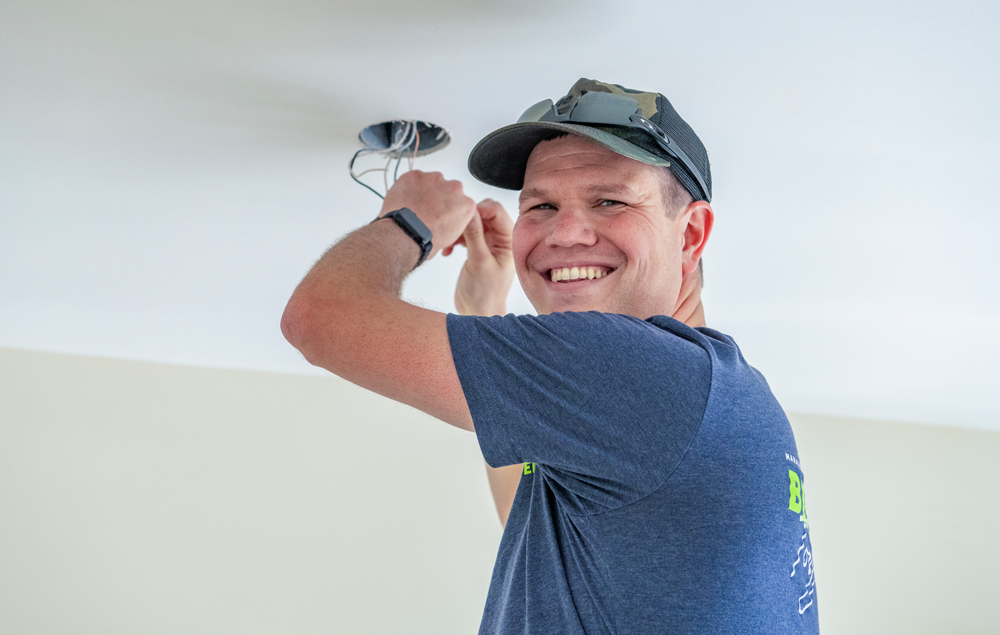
xmin=680 ymin=201 xmax=714 ymax=277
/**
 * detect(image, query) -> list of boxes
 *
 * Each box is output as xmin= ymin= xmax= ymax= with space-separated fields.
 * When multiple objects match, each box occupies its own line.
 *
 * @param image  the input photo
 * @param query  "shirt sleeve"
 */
xmin=447 ymin=311 xmax=712 ymax=512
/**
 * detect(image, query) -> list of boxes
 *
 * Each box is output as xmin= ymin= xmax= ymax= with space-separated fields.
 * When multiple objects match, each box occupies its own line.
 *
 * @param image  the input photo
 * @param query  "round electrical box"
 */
xmin=358 ymin=120 xmax=450 ymax=158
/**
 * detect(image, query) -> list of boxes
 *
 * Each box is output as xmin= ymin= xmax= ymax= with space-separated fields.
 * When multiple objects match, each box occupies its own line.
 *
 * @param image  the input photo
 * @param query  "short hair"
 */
xmin=656 ymin=167 xmax=692 ymax=220
xmin=657 ymin=167 xmax=704 ymax=287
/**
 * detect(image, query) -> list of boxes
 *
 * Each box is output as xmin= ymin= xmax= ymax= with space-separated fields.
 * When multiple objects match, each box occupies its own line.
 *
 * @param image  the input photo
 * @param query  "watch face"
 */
xmin=385 ymin=208 xmax=433 ymax=268
xmin=395 ymin=208 xmax=432 ymax=244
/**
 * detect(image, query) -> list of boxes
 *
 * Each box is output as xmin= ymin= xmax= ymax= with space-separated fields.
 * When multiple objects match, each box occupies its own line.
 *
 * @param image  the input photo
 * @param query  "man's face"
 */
xmin=513 ymin=135 xmax=688 ymax=319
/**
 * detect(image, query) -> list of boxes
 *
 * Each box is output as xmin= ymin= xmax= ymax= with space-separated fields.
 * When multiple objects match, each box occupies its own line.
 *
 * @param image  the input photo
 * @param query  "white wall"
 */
xmin=2 ymin=347 xmax=997 ymax=633
xmin=2 ymin=0 xmax=998 ymax=432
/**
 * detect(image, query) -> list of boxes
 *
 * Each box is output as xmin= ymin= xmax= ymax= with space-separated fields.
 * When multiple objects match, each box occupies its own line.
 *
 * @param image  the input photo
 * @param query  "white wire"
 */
xmin=349 ymin=148 xmax=380 ymax=180
xmin=350 ymin=120 xmax=427 ymax=197
xmin=388 ymin=121 xmax=416 ymax=157
xmin=408 ymin=128 xmax=420 ymax=171
xmin=402 ymin=125 xmax=416 ymax=156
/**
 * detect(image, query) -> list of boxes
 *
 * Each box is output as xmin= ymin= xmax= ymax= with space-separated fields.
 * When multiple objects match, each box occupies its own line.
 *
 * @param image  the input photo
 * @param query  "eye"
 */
xmin=520 ymin=202 xmax=555 ymax=214
xmin=599 ymin=199 xmax=625 ymax=207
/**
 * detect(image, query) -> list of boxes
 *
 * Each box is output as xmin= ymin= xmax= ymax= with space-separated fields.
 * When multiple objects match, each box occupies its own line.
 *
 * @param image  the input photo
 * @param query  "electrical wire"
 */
xmin=350 ymin=121 xmax=432 ymax=199
xmin=349 ymin=149 xmax=384 ymax=199
xmin=391 ymin=121 xmax=416 ymax=159
xmin=409 ymin=128 xmax=420 ymax=170
xmin=383 ymin=154 xmax=392 ymax=194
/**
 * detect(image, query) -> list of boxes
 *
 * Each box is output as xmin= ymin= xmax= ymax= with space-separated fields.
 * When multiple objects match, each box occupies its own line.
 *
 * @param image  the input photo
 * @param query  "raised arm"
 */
xmin=444 ymin=198 xmax=522 ymax=526
xmin=280 ymin=170 xmax=477 ymax=430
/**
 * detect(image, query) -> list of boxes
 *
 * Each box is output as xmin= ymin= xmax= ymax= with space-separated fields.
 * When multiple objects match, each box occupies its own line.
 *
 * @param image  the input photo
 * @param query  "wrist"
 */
xmin=455 ymin=289 xmax=508 ymax=317
xmin=457 ymin=303 xmax=506 ymax=317
xmin=371 ymin=207 xmax=433 ymax=269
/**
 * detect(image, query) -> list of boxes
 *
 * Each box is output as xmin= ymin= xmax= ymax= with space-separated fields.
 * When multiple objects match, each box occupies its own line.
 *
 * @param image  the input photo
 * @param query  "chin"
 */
xmin=523 ymin=275 xmax=615 ymax=315
xmin=537 ymin=296 xmax=611 ymax=315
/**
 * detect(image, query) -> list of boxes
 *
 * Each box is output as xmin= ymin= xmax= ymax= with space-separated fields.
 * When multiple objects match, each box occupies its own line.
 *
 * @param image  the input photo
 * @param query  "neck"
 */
xmin=671 ymin=274 xmax=706 ymax=328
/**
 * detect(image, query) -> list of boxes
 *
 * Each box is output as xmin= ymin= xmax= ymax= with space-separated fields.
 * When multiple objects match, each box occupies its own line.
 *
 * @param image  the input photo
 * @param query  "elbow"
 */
xmin=281 ymin=296 xmax=306 ymax=351
xmin=281 ymin=288 xmax=355 ymax=373
xmin=281 ymin=294 xmax=324 ymax=366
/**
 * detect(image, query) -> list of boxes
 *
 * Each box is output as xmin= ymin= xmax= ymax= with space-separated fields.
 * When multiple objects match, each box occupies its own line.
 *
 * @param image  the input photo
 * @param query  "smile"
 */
xmin=548 ymin=266 xmax=614 ymax=282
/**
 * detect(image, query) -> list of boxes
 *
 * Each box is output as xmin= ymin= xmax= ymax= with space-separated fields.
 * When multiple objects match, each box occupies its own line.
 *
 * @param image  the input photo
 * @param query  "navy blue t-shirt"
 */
xmin=447 ymin=311 xmax=819 ymax=635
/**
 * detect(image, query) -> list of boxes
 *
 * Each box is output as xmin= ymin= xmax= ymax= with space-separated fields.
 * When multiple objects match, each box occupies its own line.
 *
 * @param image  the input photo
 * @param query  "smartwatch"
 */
xmin=371 ymin=207 xmax=433 ymax=268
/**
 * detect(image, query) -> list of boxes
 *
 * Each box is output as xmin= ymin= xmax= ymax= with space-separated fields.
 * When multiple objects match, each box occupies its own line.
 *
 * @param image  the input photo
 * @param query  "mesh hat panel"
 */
xmin=468 ymin=78 xmax=712 ymax=202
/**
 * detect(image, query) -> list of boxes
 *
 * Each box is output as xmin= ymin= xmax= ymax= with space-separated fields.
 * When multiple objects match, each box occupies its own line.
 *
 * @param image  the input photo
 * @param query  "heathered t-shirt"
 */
xmin=447 ymin=311 xmax=819 ymax=635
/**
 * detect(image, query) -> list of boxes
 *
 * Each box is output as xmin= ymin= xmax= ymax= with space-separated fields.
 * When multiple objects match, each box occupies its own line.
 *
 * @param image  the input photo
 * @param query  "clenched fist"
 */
xmin=379 ymin=171 xmax=476 ymax=261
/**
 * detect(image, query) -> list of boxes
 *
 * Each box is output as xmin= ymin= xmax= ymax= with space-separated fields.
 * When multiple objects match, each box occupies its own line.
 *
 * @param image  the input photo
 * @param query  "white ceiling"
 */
xmin=2 ymin=0 xmax=998 ymax=430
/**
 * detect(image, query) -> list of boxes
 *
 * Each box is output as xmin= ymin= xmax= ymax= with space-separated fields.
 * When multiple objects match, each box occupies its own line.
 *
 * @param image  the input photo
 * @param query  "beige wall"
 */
xmin=793 ymin=412 xmax=999 ymax=634
xmin=2 ymin=347 xmax=997 ymax=633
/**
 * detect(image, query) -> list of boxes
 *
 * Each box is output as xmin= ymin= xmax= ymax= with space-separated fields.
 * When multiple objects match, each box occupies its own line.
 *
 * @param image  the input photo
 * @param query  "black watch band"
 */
xmin=371 ymin=207 xmax=433 ymax=268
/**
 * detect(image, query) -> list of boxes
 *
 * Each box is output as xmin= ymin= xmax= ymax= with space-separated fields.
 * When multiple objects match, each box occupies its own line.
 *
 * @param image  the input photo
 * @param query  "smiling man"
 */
xmin=282 ymin=79 xmax=819 ymax=634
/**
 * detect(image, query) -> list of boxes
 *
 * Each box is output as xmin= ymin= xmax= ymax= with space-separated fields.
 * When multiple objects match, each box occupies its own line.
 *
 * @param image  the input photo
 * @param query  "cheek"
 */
xmin=613 ymin=219 xmax=678 ymax=270
xmin=511 ymin=220 xmax=536 ymax=273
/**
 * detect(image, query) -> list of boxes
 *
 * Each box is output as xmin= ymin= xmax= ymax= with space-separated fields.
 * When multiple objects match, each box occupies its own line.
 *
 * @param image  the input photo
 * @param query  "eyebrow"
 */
xmin=519 ymin=187 xmax=547 ymax=204
xmin=519 ymin=183 xmax=642 ymax=204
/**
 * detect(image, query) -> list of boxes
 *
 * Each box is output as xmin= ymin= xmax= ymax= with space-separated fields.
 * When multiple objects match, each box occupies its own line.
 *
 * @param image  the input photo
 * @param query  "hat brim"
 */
xmin=467 ymin=121 xmax=671 ymax=191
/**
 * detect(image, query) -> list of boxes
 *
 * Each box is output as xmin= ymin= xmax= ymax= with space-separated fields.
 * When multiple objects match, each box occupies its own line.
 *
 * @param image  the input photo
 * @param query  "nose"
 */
xmin=544 ymin=205 xmax=597 ymax=248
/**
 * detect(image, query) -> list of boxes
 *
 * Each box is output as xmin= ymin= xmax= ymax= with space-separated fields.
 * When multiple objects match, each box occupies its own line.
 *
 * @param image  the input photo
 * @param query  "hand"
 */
xmin=446 ymin=199 xmax=515 ymax=316
xmin=380 ymin=170 xmax=476 ymax=260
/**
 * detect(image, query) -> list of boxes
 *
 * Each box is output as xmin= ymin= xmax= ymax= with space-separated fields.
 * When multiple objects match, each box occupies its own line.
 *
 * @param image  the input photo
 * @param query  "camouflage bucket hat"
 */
xmin=468 ymin=78 xmax=712 ymax=202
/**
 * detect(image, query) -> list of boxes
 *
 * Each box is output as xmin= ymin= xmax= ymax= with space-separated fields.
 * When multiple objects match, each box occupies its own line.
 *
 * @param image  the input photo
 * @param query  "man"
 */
xmin=282 ymin=79 xmax=819 ymax=634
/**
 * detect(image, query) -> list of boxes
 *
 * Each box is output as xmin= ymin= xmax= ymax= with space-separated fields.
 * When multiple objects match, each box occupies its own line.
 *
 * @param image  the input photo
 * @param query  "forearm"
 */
xmin=281 ymin=170 xmax=479 ymax=431
xmin=457 ymin=297 xmax=506 ymax=317
xmin=463 ymin=289 xmax=518 ymax=523
xmin=282 ymin=220 xmax=418 ymax=364
xmin=296 ymin=219 xmax=418 ymax=304
xmin=485 ymin=461 xmax=522 ymax=527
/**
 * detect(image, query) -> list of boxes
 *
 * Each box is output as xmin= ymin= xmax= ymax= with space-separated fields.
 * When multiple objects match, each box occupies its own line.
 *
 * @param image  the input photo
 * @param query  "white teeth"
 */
xmin=550 ymin=267 xmax=609 ymax=281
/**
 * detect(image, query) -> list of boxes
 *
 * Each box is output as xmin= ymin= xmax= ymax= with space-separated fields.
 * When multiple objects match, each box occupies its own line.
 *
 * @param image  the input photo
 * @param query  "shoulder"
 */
xmin=449 ymin=311 xmax=700 ymax=348
xmin=448 ymin=311 xmax=712 ymax=393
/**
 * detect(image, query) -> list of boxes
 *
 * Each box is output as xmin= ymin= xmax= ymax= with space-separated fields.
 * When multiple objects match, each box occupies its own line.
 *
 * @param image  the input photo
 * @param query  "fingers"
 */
xmin=462 ymin=208 xmax=490 ymax=264
xmin=476 ymin=198 xmax=507 ymax=221
xmin=475 ymin=199 xmax=513 ymax=254
xmin=379 ymin=170 xmax=476 ymax=257
xmin=478 ymin=199 xmax=513 ymax=233
xmin=441 ymin=235 xmax=467 ymax=257
xmin=454 ymin=199 xmax=516 ymax=317
xmin=375 ymin=178 xmax=508 ymax=266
